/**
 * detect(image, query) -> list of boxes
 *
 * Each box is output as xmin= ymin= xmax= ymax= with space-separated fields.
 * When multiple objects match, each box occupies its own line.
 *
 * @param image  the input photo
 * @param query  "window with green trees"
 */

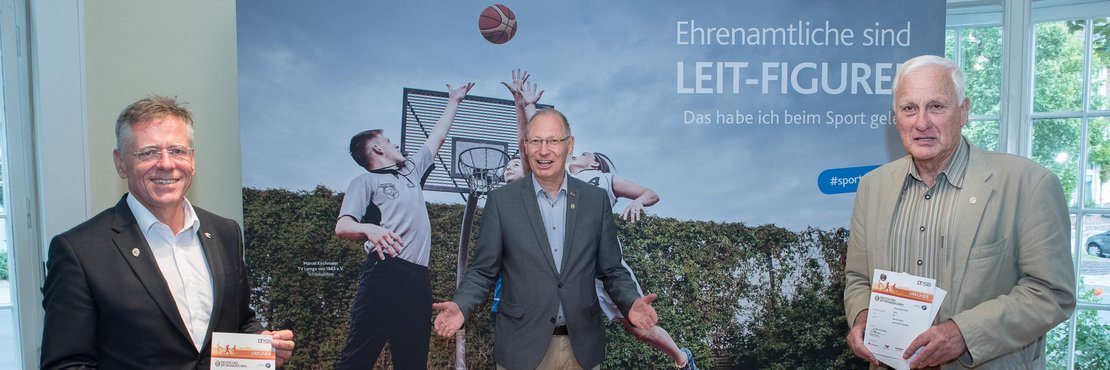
xmin=948 ymin=8 xmax=1110 ymax=369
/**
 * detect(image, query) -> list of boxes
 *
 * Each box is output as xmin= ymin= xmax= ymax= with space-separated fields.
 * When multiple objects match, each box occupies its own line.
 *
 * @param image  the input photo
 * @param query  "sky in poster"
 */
xmin=237 ymin=0 xmax=944 ymax=230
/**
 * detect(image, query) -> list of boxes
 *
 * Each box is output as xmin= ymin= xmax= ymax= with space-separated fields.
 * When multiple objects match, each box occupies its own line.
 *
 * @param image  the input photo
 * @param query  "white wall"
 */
xmin=37 ymin=0 xmax=244 ymax=240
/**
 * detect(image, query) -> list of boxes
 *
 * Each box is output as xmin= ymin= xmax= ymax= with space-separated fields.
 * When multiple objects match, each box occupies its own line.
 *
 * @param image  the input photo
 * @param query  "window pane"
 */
xmin=1034 ymin=118 xmax=1082 ymax=207
xmin=0 ymin=216 xmax=12 ymax=369
xmin=1081 ymin=216 xmax=1110 ymax=304
xmin=1072 ymin=308 xmax=1110 ymax=369
xmin=945 ymin=28 xmax=956 ymax=60
xmin=1035 ymin=20 xmax=1086 ymax=113
xmin=1087 ymin=117 xmax=1110 ymax=208
xmin=1091 ymin=17 xmax=1110 ymax=112
xmin=964 ymin=120 xmax=999 ymax=151
xmin=961 ymin=26 xmax=1002 ymax=115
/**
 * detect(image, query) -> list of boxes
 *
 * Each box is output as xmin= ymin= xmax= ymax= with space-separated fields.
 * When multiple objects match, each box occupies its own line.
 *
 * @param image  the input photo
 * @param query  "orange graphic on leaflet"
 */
xmin=210 ymin=343 xmax=274 ymax=360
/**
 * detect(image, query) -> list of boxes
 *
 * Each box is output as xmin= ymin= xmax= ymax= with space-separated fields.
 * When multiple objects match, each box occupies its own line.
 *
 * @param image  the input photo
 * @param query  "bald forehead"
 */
xmin=526 ymin=110 xmax=570 ymax=137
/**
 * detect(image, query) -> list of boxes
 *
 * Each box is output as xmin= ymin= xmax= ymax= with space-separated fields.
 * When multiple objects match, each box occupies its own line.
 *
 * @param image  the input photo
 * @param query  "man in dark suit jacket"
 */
xmin=433 ymin=109 xmax=659 ymax=370
xmin=40 ymin=96 xmax=294 ymax=369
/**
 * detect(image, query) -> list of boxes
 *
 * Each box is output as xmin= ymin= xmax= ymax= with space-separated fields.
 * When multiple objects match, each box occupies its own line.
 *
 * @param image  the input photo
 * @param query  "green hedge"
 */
xmin=244 ymin=187 xmax=865 ymax=369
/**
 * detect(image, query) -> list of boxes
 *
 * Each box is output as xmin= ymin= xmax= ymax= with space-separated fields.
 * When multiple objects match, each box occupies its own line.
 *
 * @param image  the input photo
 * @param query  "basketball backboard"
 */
xmin=400 ymin=88 xmax=552 ymax=193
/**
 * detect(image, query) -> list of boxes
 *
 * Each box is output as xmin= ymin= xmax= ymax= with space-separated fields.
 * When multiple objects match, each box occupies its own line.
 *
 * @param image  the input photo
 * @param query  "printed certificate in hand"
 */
xmin=211 ymin=332 xmax=276 ymax=369
xmin=864 ymin=269 xmax=947 ymax=370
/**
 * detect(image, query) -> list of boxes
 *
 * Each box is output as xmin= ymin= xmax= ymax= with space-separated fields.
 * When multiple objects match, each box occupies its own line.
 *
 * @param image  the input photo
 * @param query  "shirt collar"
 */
xmin=907 ymin=136 xmax=970 ymax=189
xmin=531 ymin=172 xmax=568 ymax=199
xmin=126 ymin=193 xmax=201 ymax=235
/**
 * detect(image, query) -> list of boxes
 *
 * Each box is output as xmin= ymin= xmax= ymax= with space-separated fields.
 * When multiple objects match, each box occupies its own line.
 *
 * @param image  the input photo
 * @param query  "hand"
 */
xmin=846 ymin=310 xmax=880 ymax=366
xmin=432 ymin=301 xmax=465 ymax=337
xmin=261 ymin=329 xmax=295 ymax=366
xmin=520 ymin=81 xmax=543 ymax=106
xmin=362 ymin=224 xmax=403 ymax=260
xmin=627 ymin=293 xmax=658 ymax=329
xmin=500 ymin=68 xmax=530 ymax=99
xmin=619 ymin=201 xmax=647 ymax=223
xmin=447 ymin=82 xmax=475 ymax=103
xmin=904 ymin=320 xmax=966 ymax=368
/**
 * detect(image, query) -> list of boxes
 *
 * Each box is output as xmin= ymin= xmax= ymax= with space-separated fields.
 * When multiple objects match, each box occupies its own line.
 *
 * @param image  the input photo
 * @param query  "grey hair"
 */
xmin=892 ymin=55 xmax=966 ymax=106
xmin=115 ymin=95 xmax=195 ymax=150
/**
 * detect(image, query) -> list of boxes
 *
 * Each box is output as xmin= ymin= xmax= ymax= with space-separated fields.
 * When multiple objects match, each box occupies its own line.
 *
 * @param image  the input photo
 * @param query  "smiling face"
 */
xmin=113 ymin=116 xmax=195 ymax=217
xmin=894 ymin=63 xmax=970 ymax=173
xmin=524 ymin=111 xmax=573 ymax=186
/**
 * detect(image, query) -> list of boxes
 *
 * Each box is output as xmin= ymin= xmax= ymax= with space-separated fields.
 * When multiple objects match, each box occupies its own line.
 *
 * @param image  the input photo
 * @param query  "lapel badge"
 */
xmin=570 ymin=203 xmax=576 ymax=209
xmin=570 ymin=192 xmax=576 ymax=197
xmin=131 ymin=248 xmax=141 ymax=257
xmin=204 ymin=232 xmax=212 ymax=239
xmin=969 ymin=197 xmax=977 ymax=205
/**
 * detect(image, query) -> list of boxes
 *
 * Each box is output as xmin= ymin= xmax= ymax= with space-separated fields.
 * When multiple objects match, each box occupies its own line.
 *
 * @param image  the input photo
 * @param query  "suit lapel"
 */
xmin=519 ymin=179 xmax=560 ymax=276
xmin=197 ymin=216 xmax=225 ymax=349
xmin=873 ymin=157 xmax=908 ymax=269
xmin=947 ymin=147 xmax=993 ymax=312
xmin=110 ymin=198 xmax=193 ymax=344
xmin=561 ymin=179 xmax=579 ymax=276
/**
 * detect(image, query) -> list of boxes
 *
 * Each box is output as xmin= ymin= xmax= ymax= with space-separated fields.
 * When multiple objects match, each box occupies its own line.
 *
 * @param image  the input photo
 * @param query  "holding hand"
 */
xmin=261 ymin=329 xmax=295 ymax=366
xmin=904 ymin=320 xmax=966 ymax=368
xmin=846 ymin=310 xmax=880 ymax=366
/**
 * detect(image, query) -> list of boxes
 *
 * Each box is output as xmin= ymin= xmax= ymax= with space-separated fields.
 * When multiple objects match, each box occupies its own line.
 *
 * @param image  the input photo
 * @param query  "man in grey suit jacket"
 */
xmin=433 ymin=109 xmax=659 ymax=370
xmin=844 ymin=55 xmax=1075 ymax=369
xmin=41 ymin=96 xmax=295 ymax=369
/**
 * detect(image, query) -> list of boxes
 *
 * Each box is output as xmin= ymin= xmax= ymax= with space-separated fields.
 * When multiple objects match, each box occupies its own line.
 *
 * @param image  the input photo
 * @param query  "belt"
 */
xmin=553 ymin=325 xmax=568 ymax=335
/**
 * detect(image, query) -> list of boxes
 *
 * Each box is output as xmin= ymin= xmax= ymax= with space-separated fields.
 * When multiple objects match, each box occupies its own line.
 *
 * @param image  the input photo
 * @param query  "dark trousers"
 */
xmin=335 ymin=256 xmax=432 ymax=370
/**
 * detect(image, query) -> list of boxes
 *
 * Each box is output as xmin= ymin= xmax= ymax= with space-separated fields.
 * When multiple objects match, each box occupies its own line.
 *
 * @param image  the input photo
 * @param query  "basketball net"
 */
xmin=458 ymin=147 xmax=508 ymax=195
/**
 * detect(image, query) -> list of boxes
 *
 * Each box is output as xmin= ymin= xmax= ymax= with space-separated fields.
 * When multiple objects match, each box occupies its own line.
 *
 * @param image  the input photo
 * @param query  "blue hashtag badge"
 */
xmin=817 ymin=165 xmax=880 ymax=194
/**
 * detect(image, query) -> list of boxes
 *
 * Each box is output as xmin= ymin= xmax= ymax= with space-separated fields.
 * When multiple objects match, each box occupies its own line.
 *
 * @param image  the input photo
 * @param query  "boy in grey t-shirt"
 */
xmin=334 ymin=82 xmax=473 ymax=369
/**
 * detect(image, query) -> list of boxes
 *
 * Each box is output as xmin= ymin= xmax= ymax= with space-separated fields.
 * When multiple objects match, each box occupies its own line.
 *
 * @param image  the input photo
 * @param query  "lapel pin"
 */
xmin=570 ymin=192 xmax=576 ymax=197
xmin=969 ymin=197 xmax=977 ymax=205
xmin=132 ymin=248 xmax=141 ymax=257
xmin=204 ymin=232 xmax=212 ymax=239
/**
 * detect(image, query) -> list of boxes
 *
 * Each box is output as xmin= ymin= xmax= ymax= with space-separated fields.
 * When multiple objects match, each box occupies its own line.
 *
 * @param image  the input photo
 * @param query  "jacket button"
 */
xmin=550 ymin=318 xmax=556 ymax=324
xmin=558 ymin=283 xmax=563 ymax=288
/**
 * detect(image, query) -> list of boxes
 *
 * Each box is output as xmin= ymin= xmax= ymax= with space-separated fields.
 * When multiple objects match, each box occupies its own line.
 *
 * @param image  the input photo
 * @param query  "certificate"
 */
xmin=211 ymin=332 xmax=276 ymax=369
xmin=864 ymin=269 xmax=946 ymax=370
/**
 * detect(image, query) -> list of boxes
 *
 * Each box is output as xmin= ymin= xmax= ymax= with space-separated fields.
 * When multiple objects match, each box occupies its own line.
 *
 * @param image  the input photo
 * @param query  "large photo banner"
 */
xmin=237 ymin=1 xmax=944 ymax=368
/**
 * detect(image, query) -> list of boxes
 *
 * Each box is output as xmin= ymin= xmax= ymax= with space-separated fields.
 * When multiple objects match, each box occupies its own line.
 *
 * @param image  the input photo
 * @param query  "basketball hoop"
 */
xmin=457 ymin=146 xmax=509 ymax=195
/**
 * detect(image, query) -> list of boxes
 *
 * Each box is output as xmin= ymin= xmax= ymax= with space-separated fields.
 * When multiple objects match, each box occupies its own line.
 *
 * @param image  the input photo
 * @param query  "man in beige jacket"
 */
xmin=844 ymin=55 xmax=1075 ymax=369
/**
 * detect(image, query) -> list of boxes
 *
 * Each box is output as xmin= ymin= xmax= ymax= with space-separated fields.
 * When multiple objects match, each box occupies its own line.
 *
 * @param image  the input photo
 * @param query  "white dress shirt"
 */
xmin=127 ymin=194 xmax=214 ymax=351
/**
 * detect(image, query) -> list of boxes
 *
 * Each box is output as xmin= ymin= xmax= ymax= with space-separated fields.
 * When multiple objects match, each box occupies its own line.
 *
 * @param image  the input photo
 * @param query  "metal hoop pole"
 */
xmin=453 ymin=192 xmax=480 ymax=369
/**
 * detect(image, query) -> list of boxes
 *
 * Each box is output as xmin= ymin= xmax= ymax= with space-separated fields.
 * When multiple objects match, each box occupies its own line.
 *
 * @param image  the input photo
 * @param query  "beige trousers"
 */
xmin=496 ymin=335 xmax=601 ymax=370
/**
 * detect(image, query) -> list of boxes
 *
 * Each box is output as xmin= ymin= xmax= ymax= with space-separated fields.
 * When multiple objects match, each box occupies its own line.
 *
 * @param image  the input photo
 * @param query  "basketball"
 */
xmin=478 ymin=4 xmax=517 ymax=44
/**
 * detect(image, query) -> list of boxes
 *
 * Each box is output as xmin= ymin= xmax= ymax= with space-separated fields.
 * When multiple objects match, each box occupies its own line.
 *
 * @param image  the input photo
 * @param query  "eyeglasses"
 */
xmin=524 ymin=136 xmax=571 ymax=147
xmin=130 ymin=146 xmax=194 ymax=162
